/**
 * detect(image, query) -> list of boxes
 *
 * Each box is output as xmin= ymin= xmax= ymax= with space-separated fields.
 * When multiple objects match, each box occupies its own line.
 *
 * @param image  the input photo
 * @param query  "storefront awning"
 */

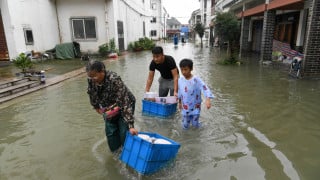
xmin=268 ymin=0 xmax=304 ymax=10
xmin=237 ymin=0 xmax=304 ymax=18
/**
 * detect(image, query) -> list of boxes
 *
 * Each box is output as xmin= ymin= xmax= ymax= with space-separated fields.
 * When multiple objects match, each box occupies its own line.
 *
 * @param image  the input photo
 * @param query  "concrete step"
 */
xmin=0 ymin=80 xmax=40 ymax=98
xmin=0 ymin=67 xmax=86 ymax=104
xmin=0 ymin=78 xmax=31 ymax=90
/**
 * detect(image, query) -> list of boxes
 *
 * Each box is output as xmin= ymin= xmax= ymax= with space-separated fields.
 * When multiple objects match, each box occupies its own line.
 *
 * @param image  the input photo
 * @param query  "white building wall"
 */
xmin=2 ymin=0 xmax=59 ymax=59
xmin=2 ymin=0 xmax=161 ymax=57
xmin=162 ymin=7 xmax=168 ymax=39
xmin=157 ymin=0 xmax=165 ymax=40
xmin=56 ymin=0 xmax=108 ymax=53
xmin=116 ymin=0 xmax=149 ymax=47
xmin=215 ymin=0 xmax=234 ymax=12
xmin=149 ymin=0 xmax=162 ymax=40
xmin=115 ymin=0 xmax=160 ymax=46
xmin=57 ymin=0 xmax=155 ymax=52
xmin=199 ymin=0 xmax=211 ymax=46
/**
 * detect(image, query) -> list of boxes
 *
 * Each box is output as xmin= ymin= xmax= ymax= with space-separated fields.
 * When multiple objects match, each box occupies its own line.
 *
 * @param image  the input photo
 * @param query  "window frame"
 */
xmin=150 ymin=30 xmax=157 ymax=37
xmin=151 ymin=17 xmax=157 ymax=23
xmin=70 ymin=17 xmax=97 ymax=41
xmin=23 ymin=28 xmax=34 ymax=45
xmin=151 ymin=3 xmax=156 ymax=10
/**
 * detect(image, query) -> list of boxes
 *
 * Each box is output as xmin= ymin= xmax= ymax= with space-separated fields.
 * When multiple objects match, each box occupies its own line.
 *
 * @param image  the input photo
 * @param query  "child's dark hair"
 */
xmin=86 ymin=60 xmax=105 ymax=72
xmin=152 ymin=46 xmax=163 ymax=54
xmin=179 ymin=59 xmax=193 ymax=69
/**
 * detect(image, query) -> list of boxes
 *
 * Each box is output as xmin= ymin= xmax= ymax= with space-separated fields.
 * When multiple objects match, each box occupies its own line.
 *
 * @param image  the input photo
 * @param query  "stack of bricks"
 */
xmin=302 ymin=0 xmax=320 ymax=78
xmin=260 ymin=10 xmax=276 ymax=62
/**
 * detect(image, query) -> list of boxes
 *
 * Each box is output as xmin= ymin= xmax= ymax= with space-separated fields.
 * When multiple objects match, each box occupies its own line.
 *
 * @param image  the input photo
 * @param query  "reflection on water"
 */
xmin=0 ymin=43 xmax=320 ymax=180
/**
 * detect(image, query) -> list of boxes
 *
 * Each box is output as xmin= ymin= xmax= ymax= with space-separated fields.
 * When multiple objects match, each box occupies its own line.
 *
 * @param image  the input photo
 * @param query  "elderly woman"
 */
xmin=86 ymin=60 xmax=138 ymax=152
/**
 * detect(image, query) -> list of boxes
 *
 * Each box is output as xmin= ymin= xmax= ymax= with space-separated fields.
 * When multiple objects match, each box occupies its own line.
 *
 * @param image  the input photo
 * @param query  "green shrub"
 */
xmin=98 ymin=38 xmax=118 ymax=56
xmin=128 ymin=42 xmax=134 ymax=51
xmin=98 ymin=43 xmax=110 ymax=55
xmin=216 ymin=52 xmax=241 ymax=65
xmin=129 ymin=37 xmax=155 ymax=51
xmin=140 ymin=37 xmax=155 ymax=50
xmin=12 ymin=53 xmax=33 ymax=73
xmin=109 ymin=38 xmax=116 ymax=52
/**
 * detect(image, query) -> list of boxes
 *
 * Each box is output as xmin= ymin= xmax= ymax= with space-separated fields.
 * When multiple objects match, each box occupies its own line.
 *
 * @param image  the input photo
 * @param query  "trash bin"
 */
xmin=40 ymin=70 xmax=46 ymax=84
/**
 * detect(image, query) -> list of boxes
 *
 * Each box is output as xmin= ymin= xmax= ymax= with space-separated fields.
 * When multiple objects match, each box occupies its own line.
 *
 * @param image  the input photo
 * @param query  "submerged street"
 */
xmin=0 ymin=42 xmax=319 ymax=180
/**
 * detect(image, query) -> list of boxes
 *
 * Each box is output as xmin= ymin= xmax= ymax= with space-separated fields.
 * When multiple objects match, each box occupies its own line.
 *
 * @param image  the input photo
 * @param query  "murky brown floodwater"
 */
xmin=0 ymin=42 xmax=319 ymax=180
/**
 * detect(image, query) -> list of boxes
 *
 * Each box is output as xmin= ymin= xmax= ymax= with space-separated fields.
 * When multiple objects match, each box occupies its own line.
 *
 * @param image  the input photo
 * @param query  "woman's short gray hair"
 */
xmin=86 ymin=60 xmax=106 ymax=72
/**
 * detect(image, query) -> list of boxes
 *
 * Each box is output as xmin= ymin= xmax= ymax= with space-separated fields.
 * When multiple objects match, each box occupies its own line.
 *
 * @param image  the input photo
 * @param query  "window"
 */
xmin=150 ymin=30 xmax=157 ymax=37
xmin=151 ymin=17 xmax=156 ymax=23
xmin=71 ymin=17 xmax=96 ymax=40
xmin=151 ymin=3 xmax=156 ymax=10
xmin=24 ymin=29 xmax=34 ymax=45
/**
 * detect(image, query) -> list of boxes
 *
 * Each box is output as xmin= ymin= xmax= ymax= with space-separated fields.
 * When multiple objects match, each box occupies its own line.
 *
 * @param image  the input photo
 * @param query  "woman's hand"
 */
xmin=129 ymin=128 xmax=138 ymax=135
xmin=105 ymin=106 xmax=120 ymax=118
xmin=96 ymin=108 xmax=104 ymax=114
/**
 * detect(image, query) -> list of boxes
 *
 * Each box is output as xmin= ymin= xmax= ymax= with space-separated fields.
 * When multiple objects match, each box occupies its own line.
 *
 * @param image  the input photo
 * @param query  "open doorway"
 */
xmin=117 ymin=21 xmax=125 ymax=51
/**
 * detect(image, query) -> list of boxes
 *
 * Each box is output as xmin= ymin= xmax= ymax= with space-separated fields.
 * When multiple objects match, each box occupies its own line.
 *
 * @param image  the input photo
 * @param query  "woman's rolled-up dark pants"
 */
xmin=104 ymin=104 xmax=135 ymax=152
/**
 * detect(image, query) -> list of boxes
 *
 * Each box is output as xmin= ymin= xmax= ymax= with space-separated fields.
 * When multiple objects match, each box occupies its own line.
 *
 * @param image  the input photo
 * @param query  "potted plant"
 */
xmin=12 ymin=53 xmax=34 ymax=75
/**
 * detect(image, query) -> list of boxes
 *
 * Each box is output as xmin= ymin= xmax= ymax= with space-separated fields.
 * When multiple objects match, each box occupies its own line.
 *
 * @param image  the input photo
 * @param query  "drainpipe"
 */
xmin=105 ymin=0 xmax=109 ymax=43
xmin=55 ymin=0 xmax=62 ymax=43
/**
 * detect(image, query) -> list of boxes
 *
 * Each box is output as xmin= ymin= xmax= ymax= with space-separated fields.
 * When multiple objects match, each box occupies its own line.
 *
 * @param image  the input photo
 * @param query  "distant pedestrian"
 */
xmin=145 ymin=46 xmax=179 ymax=97
xmin=173 ymin=34 xmax=178 ymax=46
xmin=86 ymin=60 xmax=138 ymax=153
xmin=178 ymin=59 xmax=214 ymax=129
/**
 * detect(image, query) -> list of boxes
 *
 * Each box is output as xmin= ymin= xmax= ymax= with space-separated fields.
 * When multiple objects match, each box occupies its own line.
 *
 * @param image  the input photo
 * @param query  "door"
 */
xmin=252 ymin=20 xmax=263 ymax=52
xmin=117 ymin=21 xmax=125 ymax=51
xmin=0 ymin=10 xmax=9 ymax=60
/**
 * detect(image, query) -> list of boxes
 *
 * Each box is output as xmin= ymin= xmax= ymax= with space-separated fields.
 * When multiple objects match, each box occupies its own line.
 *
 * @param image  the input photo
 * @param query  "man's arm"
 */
xmin=145 ymin=71 xmax=155 ymax=92
xmin=171 ymin=68 xmax=179 ymax=96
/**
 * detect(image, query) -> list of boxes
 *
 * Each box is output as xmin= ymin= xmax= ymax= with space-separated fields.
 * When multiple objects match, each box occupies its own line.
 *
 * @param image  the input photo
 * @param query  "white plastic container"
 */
xmin=155 ymin=96 xmax=177 ymax=104
xmin=165 ymin=96 xmax=177 ymax=104
xmin=155 ymin=97 xmax=165 ymax=103
xmin=144 ymin=92 xmax=158 ymax=99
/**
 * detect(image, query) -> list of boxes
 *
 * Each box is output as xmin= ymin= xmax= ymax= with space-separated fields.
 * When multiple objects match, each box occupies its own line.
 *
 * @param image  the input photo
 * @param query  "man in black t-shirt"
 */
xmin=145 ymin=46 xmax=179 ymax=97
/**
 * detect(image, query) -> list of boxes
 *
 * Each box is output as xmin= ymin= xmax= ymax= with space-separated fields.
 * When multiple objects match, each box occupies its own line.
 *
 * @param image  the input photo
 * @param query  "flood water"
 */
xmin=0 ymin=43 xmax=319 ymax=180
xmin=0 ymin=58 xmax=87 ymax=81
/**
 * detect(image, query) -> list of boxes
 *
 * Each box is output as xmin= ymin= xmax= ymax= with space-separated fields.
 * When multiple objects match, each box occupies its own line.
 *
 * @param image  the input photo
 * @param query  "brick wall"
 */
xmin=0 ymin=12 xmax=9 ymax=61
xmin=260 ymin=10 xmax=276 ymax=62
xmin=302 ymin=0 xmax=320 ymax=78
xmin=240 ymin=17 xmax=250 ymax=52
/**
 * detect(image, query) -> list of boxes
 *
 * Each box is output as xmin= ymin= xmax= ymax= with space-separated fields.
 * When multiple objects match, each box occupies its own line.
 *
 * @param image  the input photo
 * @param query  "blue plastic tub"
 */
xmin=142 ymin=100 xmax=177 ymax=117
xmin=120 ymin=132 xmax=181 ymax=175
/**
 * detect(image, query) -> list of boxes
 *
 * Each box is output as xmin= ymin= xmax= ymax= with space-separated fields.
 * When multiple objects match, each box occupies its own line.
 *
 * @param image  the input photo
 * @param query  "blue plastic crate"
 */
xmin=120 ymin=132 xmax=181 ymax=175
xmin=142 ymin=100 xmax=177 ymax=117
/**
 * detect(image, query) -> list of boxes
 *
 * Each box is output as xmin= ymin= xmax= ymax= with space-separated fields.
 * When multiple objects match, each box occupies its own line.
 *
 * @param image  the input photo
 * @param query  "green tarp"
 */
xmin=49 ymin=42 xmax=81 ymax=60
